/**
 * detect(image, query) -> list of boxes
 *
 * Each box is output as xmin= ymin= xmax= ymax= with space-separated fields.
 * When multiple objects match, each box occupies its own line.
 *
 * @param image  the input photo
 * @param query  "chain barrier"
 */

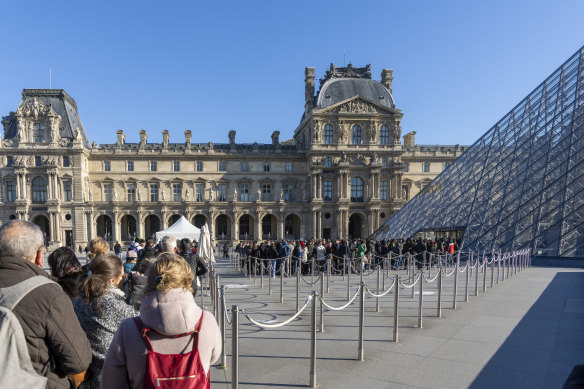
xmin=241 ymin=295 xmax=313 ymax=329
xmin=319 ymin=286 xmax=361 ymax=310
xmin=365 ymin=278 xmax=396 ymax=298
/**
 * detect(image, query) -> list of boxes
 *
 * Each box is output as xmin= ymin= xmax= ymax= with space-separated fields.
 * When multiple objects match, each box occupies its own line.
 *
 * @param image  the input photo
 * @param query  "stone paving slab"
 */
xmin=207 ymin=258 xmax=584 ymax=389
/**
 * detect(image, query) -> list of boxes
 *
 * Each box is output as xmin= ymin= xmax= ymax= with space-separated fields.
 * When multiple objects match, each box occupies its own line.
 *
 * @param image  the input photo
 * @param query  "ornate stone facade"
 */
xmin=0 ymin=67 xmax=467 ymax=248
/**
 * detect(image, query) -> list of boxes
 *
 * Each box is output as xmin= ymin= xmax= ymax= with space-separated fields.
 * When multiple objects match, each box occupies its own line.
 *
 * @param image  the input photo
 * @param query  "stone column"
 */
xmin=255 ymin=213 xmax=262 ymax=241
xmin=318 ymin=174 xmax=323 ymax=199
xmin=54 ymin=211 xmax=61 ymax=244
xmin=87 ymin=212 xmax=94 ymax=241
xmin=16 ymin=174 xmax=21 ymax=199
xmin=113 ymin=213 xmax=121 ymax=243
xmin=312 ymin=211 xmax=317 ymax=239
xmin=53 ymin=174 xmax=58 ymax=199
xmin=277 ymin=218 xmax=284 ymax=240
xmin=316 ymin=210 xmax=321 ymax=240
xmin=209 ymin=212 xmax=216 ymax=240
xmin=299 ymin=214 xmax=306 ymax=240
xmin=137 ymin=213 xmax=144 ymax=239
xmin=232 ymin=213 xmax=238 ymax=242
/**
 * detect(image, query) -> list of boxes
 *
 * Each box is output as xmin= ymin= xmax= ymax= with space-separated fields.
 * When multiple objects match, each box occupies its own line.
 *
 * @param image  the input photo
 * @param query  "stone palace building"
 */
xmin=0 ymin=64 xmax=467 ymax=248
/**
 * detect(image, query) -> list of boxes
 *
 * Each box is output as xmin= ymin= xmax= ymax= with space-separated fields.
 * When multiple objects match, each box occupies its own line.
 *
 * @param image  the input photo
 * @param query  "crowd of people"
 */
xmin=0 ymin=220 xmax=219 ymax=389
xmin=233 ymin=237 xmax=461 ymax=275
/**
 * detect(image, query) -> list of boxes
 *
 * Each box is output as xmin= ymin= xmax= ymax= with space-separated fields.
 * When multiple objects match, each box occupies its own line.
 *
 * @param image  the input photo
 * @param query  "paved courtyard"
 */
xmin=207 ymin=257 xmax=584 ymax=389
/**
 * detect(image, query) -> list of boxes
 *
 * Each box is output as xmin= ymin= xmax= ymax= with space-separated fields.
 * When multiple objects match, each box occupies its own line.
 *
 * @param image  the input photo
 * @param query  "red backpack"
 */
xmin=133 ymin=313 xmax=210 ymax=389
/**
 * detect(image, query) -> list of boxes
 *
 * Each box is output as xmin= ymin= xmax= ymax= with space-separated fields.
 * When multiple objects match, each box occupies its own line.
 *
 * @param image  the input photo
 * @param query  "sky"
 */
xmin=1 ymin=0 xmax=583 ymax=147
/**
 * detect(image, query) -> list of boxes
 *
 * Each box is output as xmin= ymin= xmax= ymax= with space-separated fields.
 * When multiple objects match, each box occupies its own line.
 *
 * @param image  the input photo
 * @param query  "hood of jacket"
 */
xmin=139 ymin=288 xmax=201 ymax=335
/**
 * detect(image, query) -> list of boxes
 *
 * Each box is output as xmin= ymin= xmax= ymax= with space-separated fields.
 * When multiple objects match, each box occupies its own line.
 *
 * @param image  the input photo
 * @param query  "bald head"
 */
xmin=0 ymin=220 xmax=44 ymax=261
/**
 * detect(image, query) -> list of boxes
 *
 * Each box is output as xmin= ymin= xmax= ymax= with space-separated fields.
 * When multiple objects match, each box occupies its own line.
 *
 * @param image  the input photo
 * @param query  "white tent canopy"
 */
xmin=155 ymin=216 xmax=201 ymax=242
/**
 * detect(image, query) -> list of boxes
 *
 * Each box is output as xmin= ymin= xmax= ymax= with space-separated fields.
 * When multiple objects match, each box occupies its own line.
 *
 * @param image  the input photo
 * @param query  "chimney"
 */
xmin=116 ymin=129 xmax=125 ymax=146
xmin=228 ymin=130 xmax=236 ymax=149
xmin=184 ymin=130 xmax=192 ymax=146
xmin=271 ymin=131 xmax=280 ymax=149
xmin=381 ymin=69 xmax=393 ymax=94
xmin=162 ymin=130 xmax=169 ymax=148
xmin=304 ymin=67 xmax=315 ymax=118
xmin=403 ymin=131 xmax=416 ymax=147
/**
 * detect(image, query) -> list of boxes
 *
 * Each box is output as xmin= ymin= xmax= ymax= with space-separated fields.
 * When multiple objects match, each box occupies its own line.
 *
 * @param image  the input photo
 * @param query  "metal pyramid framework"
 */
xmin=374 ymin=46 xmax=584 ymax=257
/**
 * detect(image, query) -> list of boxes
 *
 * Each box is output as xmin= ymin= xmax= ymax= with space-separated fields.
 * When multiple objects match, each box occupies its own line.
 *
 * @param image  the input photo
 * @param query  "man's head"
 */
xmin=0 ymin=220 xmax=44 ymax=265
xmin=161 ymin=236 xmax=177 ymax=253
xmin=146 ymin=237 xmax=154 ymax=246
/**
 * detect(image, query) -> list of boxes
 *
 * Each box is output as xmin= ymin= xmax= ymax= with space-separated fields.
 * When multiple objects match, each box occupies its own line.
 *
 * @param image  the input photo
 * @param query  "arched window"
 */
xmin=350 ymin=177 xmax=364 ymax=202
xmin=379 ymin=125 xmax=389 ymax=145
xmin=32 ymin=177 xmax=47 ymax=203
xmin=33 ymin=123 xmax=43 ymax=142
xmin=351 ymin=125 xmax=361 ymax=145
xmin=324 ymin=157 xmax=333 ymax=168
xmin=323 ymin=124 xmax=333 ymax=144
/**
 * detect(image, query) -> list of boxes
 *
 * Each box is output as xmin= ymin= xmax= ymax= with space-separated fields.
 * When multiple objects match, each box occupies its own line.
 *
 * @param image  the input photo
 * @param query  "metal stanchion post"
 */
xmin=342 ymin=255 xmax=346 ymax=281
xmin=280 ymin=261 xmax=284 ymax=304
xmin=358 ymin=282 xmax=365 ymax=361
xmin=465 ymin=260 xmax=469 ymax=302
xmin=311 ymin=258 xmax=314 ymax=284
xmin=310 ymin=292 xmax=317 ymax=388
xmin=475 ymin=257 xmax=479 ymax=297
xmin=269 ymin=262 xmax=273 ymax=295
xmin=220 ymin=286 xmax=226 ymax=369
xmin=383 ymin=255 xmax=387 ymax=291
xmin=260 ymin=260 xmax=264 ymax=289
xmin=376 ymin=264 xmax=381 ymax=312
xmin=254 ymin=258 xmax=257 ymax=284
xmin=483 ymin=255 xmax=487 ymax=292
xmin=347 ymin=261 xmax=351 ymax=301
xmin=497 ymin=253 xmax=500 ymax=284
xmin=453 ymin=258 xmax=459 ymax=309
xmin=507 ymin=253 xmax=510 ymax=280
xmin=296 ymin=266 xmax=300 ymax=312
xmin=248 ymin=255 xmax=251 ymax=279
xmin=231 ymin=305 xmax=239 ymax=389
xmin=437 ymin=266 xmax=442 ymax=318
xmin=326 ymin=256 xmax=330 ymax=294
xmin=491 ymin=254 xmax=494 ymax=287
xmin=320 ymin=274 xmax=324 ymax=333
xmin=393 ymin=275 xmax=399 ymax=342
xmin=418 ymin=270 xmax=424 ymax=328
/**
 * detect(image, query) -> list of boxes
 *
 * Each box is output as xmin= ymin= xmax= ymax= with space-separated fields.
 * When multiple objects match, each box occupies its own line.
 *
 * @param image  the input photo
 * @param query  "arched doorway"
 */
xmin=238 ymin=214 xmax=255 ymax=241
xmin=144 ymin=215 xmax=160 ymax=239
xmin=120 ymin=215 xmax=137 ymax=241
xmin=168 ymin=214 xmax=181 ymax=226
xmin=261 ymin=214 xmax=277 ymax=240
xmin=284 ymin=214 xmax=300 ymax=240
xmin=215 ymin=215 xmax=231 ymax=240
xmin=348 ymin=213 xmax=364 ymax=240
xmin=32 ymin=215 xmax=50 ymax=245
xmin=96 ymin=215 xmax=113 ymax=241
xmin=192 ymin=214 xmax=207 ymax=229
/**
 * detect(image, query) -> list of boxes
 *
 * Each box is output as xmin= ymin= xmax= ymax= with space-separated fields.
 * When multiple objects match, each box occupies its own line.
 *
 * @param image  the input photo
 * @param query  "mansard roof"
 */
xmin=2 ymin=89 xmax=90 ymax=147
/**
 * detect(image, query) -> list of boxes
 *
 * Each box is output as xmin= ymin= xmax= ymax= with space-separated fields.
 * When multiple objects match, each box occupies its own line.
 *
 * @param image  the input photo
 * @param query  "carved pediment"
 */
xmin=337 ymin=99 xmax=379 ymax=114
xmin=16 ymin=98 xmax=57 ymax=118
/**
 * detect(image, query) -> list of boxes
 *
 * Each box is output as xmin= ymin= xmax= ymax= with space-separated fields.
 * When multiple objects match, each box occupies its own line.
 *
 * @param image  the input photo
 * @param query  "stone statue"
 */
xmin=89 ymin=189 xmax=93 ymax=202
xmin=184 ymin=188 xmax=190 ymax=200
xmin=161 ymin=188 xmax=166 ymax=201
xmin=113 ymin=188 xmax=118 ymax=201
xmin=137 ymin=189 xmax=142 ymax=201
xmin=233 ymin=187 xmax=238 ymax=201
xmin=279 ymin=188 xmax=284 ymax=202
xmin=257 ymin=187 xmax=262 ymax=201
xmin=208 ymin=188 xmax=214 ymax=201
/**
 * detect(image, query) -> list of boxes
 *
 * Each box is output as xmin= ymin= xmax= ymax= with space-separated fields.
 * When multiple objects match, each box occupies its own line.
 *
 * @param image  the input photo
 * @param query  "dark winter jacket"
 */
xmin=0 ymin=255 xmax=92 ymax=389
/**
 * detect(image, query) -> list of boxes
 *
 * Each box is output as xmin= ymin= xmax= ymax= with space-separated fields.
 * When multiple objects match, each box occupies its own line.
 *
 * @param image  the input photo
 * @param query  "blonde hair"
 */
xmin=147 ymin=252 xmax=194 ymax=293
xmin=88 ymin=237 xmax=110 ymax=261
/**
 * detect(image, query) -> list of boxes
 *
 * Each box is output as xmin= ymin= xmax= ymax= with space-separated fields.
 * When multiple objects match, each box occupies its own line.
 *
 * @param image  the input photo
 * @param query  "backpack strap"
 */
xmin=0 ymin=276 xmax=58 ymax=311
xmin=192 ymin=312 xmax=204 ymax=350
xmin=133 ymin=316 xmax=199 ymax=352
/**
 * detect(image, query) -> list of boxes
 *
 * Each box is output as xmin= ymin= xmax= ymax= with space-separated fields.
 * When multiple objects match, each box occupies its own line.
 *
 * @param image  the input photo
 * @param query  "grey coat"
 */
xmin=73 ymin=286 xmax=138 ymax=389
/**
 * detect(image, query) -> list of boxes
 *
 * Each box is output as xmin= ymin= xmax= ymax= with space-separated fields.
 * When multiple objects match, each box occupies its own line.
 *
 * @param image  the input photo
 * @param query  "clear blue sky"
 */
xmin=1 ymin=0 xmax=582 ymax=146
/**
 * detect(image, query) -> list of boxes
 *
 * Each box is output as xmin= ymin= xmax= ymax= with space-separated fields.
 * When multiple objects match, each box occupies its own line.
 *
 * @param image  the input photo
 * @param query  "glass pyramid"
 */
xmin=374 ymin=46 xmax=584 ymax=257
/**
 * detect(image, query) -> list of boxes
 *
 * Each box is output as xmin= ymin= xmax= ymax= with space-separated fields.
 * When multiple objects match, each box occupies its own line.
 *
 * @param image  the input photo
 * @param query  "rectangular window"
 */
xmin=63 ymin=156 xmax=70 ymax=167
xmin=241 ymin=161 xmax=248 ymax=172
xmin=382 ymin=157 xmax=388 ymax=168
xmin=380 ymin=181 xmax=388 ymax=200
xmin=263 ymin=162 xmax=270 ymax=172
xmin=173 ymin=161 xmax=180 ymax=172
xmin=196 ymin=161 xmax=203 ymax=172
xmin=423 ymin=162 xmax=430 ymax=172
xmin=195 ymin=184 xmax=204 ymax=201
xmin=150 ymin=184 xmax=159 ymax=202
xmin=218 ymin=161 xmax=225 ymax=172
xmin=150 ymin=161 xmax=157 ymax=171
xmin=284 ymin=184 xmax=293 ymax=201
xmin=217 ymin=184 xmax=227 ymax=201
xmin=127 ymin=183 xmax=136 ymax=202
xmin=104 ymin=161 xmax=111 ymax=171
xmin=104 ymin=184 xmax=112 ymax=202
xmin=403 ymin=162 xmax=409 ymax=172
xmin=323 ymin=180 xmax=333 ymax=201
xmin=173 ymin=183 xmax=182 ymax=202
xmin=6 ymin=156 xmax=14 ymax=167
xmin=35 ymin=156 xmax=42 ymax=167
xmin=64 ymin=181 xmax=72 ymax=201
xmin=33 ymin=123 xmax=43 ymax=142
xmin=240 ymin=184 xmax=249 ymax=201
xmin=285 ymin=162 xmax=292 ymax=172
xmin=261 ymin=184 xmax=271 ymax=201
xmin=6 ymin=181 xmax=15 ymax=202
xmin=127 ymin=161 xmax=134 ymax=171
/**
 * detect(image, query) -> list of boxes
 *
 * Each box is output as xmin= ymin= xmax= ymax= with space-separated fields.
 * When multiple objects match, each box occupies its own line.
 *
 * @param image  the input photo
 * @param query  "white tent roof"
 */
xmin=155 ymin=216 xmax=201 ymax=242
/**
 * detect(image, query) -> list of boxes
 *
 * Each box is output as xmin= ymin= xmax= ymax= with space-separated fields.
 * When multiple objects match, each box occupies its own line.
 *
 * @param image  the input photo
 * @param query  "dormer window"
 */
xmin=33 ymin=123 xmax=43 ymax=142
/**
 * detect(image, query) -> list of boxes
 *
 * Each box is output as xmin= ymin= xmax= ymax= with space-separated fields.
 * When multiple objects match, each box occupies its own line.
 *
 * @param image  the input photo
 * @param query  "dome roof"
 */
xmin=316 ymin=78 xmax=395 ymax=110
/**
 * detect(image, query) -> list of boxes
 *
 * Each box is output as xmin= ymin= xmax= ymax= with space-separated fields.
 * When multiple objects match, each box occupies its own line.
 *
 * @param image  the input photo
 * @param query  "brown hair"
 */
xmin=146 ymin=252 xmax=194 ymax=293
xmin=79 ymin=253 xmax=123 ymax=307
xmin=87 ymin=237 xmax=109 ymax=261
